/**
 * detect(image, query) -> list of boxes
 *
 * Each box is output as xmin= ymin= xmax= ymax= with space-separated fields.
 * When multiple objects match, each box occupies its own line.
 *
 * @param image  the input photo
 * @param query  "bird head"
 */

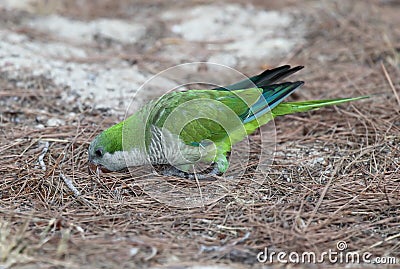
xmin=88 ymin=122 xmax=123 ymax=173
xmin=88 ymin=134 xmax=110 ymax=173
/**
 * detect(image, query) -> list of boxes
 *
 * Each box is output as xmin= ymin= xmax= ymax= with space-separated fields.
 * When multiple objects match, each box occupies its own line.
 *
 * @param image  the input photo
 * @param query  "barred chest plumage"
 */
xmin=101 ymin=125 xmax=208 ymax=171
xmin=147 ymin=125 xmax=205 ymax=166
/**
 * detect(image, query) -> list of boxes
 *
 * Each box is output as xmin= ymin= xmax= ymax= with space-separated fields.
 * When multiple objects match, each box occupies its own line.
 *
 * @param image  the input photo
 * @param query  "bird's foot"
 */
xmin=161 ymin=166 xmax=187 ymax=178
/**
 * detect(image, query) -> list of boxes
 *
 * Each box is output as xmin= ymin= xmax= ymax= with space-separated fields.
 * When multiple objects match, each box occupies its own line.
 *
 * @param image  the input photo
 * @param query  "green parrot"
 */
xmin=88 ymin=65 xmax=367 ymax=177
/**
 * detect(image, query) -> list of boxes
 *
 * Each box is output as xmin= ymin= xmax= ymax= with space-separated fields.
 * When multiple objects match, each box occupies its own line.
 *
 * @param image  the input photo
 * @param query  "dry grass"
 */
xmin=0 ymin=0 xmax=400 ymax=268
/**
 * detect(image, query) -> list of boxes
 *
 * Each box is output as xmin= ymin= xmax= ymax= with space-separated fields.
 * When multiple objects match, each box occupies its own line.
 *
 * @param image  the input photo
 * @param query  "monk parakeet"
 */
xmin=88 ymin=65 xmax=366 ymax=177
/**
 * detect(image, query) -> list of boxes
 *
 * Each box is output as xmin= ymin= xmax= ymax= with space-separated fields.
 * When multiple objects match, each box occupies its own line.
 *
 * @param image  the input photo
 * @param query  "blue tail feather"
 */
xmin=213 ymin=65 xmax=305 ymax=124
xmin=243 ymin=81 xmax=304 ymax=123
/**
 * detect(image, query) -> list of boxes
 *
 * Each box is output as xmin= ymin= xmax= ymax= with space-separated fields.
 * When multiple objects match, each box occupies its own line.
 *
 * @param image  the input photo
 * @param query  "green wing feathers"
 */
xmin=151 ymin=88 xmax=263 ymax=145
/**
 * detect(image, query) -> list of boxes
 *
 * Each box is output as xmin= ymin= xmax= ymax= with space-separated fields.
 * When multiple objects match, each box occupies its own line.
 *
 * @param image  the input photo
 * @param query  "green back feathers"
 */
xmin=150 ymin=88 xmax=263 ymax=145
xmin=150 ymin=89 xmax=262 ymax=125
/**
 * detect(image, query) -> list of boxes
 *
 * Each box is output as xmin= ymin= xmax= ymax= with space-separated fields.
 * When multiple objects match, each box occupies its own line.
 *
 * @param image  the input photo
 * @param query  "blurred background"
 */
xmin=3 ymin=0 xmax=397 ymax=114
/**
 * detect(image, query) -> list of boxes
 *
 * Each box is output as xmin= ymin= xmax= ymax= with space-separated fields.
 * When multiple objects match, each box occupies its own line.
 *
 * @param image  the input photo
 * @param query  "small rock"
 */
xmin=311 ymin=157 xmax=326 ymax=166
xmin=129 ymin=247 xmax=139 ymax=257
xmin=46 ymin=118 xmax=65 ymax=127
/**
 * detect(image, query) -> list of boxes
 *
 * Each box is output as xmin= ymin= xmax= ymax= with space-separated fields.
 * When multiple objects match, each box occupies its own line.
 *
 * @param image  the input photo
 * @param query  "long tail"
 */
xmin=239 ymin=96 xmax=369 ymax=144
xmin=219 ymin=68 xmax=368 ymax=153
xmin=271 ymin=96 xmax=369 ymax=117
xmin=215 ymin=65 xmax=368 ymax=124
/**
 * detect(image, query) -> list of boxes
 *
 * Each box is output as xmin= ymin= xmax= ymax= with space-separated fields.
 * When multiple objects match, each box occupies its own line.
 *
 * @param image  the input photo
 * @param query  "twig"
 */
xmin=381 ymin=61 xmax=400 ymax=106
xmin=60 ymin=173 xmax=80 ymax=197
xmin=193 ymin=169 xmax=205 ymax=209
xmin=368 ymin=232 xmax=400 ymax=249
xmin=144 ymin=246 xmax=157 ymax=261
xmin=38 ymin=141 xmax=49 ymax=171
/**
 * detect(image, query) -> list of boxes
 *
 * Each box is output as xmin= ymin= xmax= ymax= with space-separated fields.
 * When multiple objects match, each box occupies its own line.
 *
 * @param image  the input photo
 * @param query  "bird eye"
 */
xmin=95 ymin=148 xmax=103 ymax=157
